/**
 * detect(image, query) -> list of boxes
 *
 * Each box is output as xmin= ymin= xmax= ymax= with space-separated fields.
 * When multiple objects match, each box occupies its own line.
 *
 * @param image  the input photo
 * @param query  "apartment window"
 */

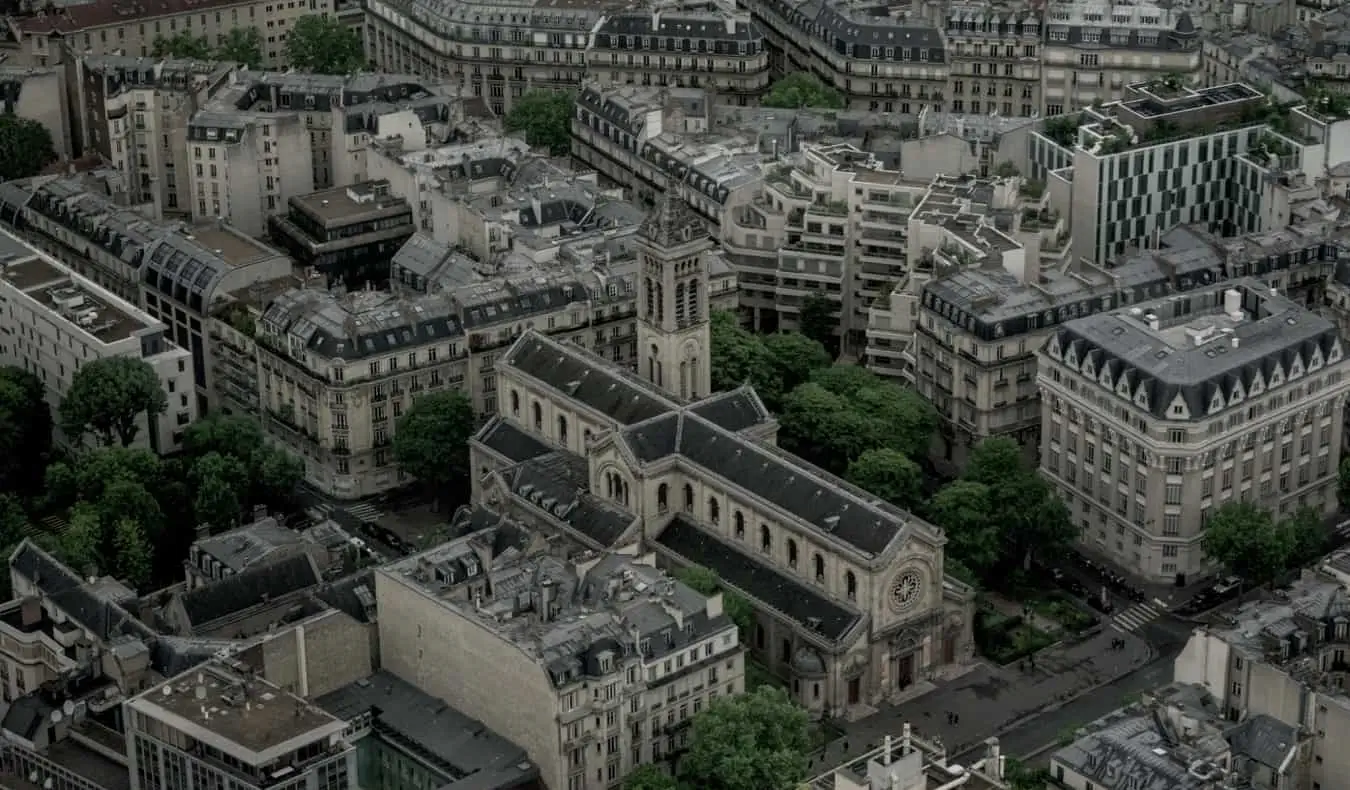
xmin=1162 ymin=545 xmax=1179 ymax=557
xmin=1163 ymin=514 xmax=1180 ymax=536
xmin=1164 ymin=484 xmax=1182 ymax=504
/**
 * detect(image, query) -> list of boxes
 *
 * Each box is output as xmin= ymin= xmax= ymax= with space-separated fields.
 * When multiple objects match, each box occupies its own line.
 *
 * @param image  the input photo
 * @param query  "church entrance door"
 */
xmin=847 ymin=678 xmax=861 ymax=705
xmin=896 ymin=654 xmax=914 ymax=689
xmin=943 ymin=635 xmax=956 ymax=664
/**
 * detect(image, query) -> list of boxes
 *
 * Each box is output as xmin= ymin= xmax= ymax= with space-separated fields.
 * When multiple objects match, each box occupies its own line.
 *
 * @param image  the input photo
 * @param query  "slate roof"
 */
xmin=503 ymin=333 xmax=675 ymax=424
xmin=1050 ymin=280 xmax=1343 ymax=420
xmin=474 ymin=416 xmax=553 ymax=463
xmin=503 ymin=452 xmax=636 ymax=547
xmin=595 ymin=11 xmax=764 ymax=43
xmin=179 ymin=554 xmax=322 ymax=628
xmin=1226 ymin=714 xmax=1298 ymax=770
xmin=637 ymin=190 xmax=709 ymax=250
xmin=195 ymin=518 xmax=307 ymax=573
xmin=1 ymin=693 xmax=51 ymax=740
xmin=317 ymin=671 xmax=539 ymax=790
xmin=656 ymin=517 xmax=861 ymax=642
xmin=9 ymin=540 xmax=156 ymax=643
xmin=311 ymin=571 xmax=379 ymax=625
xmin=622 ymin=412 xmax=907 ymax=556
xmin=688 ymin=386 xmax=772 ymax=433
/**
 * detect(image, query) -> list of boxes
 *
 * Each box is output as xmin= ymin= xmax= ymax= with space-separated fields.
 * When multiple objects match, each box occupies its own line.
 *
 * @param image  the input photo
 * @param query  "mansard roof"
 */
xmin=1045 ymin=283 xmax=1343 ymax=420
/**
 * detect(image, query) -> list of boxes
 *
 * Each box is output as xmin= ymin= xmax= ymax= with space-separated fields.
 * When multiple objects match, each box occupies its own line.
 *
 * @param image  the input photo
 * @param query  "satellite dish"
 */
xmin=62 ymin=701 xmax=75 ymax=717
xmin=162 ymin=686 xmax=172 ymax=697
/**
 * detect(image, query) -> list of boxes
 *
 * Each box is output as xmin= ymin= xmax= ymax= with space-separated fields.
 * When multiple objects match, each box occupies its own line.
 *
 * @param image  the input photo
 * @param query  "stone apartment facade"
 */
xmin=1039 ymin=281 xmax=1350 ymax=583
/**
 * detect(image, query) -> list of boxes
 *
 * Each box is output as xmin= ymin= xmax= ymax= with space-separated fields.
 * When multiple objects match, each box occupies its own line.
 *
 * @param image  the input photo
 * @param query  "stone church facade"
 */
xmin=468 ymin=193 xmax=976 ymax=719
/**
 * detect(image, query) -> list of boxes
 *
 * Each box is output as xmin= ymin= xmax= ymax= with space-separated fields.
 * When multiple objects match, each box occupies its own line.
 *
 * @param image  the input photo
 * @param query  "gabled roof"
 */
xmin=656 ymin=517 xmax=861 ymax=642
xmin=473 ymin=416 xmax=553 ymax=463
xmin=622 ymin=412 xmax=908 ymax=557
xmin=179 ymin=554 xmax=321 ymax=629
xmin=9 ymin=540 xmax=155 ymax=644
xmin=688 ymin=386 xmax=773 ymax=433
xmin=503 ymin=333 xmax=674 ymax=425
xmin=502 ymin=452 xmax=636 ymax=547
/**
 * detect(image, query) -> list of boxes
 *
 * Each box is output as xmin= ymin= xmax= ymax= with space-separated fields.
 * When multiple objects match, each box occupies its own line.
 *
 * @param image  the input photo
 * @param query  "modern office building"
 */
xmin=0 ymin=229 xmax=197 ymax=452
xmin=376 ymin=520 xmax=744 ymax=790
xmin=124 ymin=659 xmax=355 ymax=790
xmin=267 ymin=180 xmax=416 ymax=287
xmin=1038 ymin=280 xmax=1350 ymax=582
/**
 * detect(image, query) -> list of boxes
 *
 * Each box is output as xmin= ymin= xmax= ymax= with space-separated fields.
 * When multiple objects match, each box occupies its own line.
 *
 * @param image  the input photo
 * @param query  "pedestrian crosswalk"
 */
xmin=1110 ymin=602 xmax=1163 ymax=633
xmin=344 ymin=503 xmax=384 ymax=522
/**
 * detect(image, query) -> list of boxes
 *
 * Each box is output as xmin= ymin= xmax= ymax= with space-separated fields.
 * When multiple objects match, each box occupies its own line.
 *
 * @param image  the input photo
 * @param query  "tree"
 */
xmin=183 ymin=413 xmax=302 ymax=511
xmin=711 ymin=311 xmax=772 ymax=394
xmin=623 ymin=765 xmax=679 ymax=790
xmin=0 ymin=114 xmax=57 ymax=182
xmin=677 ymin=686 xmax=812 ymax=790
xmin=58 ymin=503 xmax=103 ymax=576
xmin=151 ymin=31 xmax=212 ymax=59
xmin=503 ymin=90 xmax=574 ymax=155
xmin=761 ymin=73 xmax=845 ymax=110
xmin=285 ymin=15 xmax=365 ymax=74
xmin=1281 ymin=506 xmax=1327 ymax=567
xmin=1202 ymin=502 xmax=1288 ymax=585
xmin=191 ymin=452 xmax=249 ymax=531
xmin=961 ymin=437 xmax=1076 ymax=569
xmin=112 ymin=518 xmax=152 ymax=588
xmin=215 ymin=27 xmax=263 ymax=68
xmin=925 ymin=480 xmax=1000 ymax=576
xmin=0 ymin=366 xmax=53 ymax=497
xmin=674 ymin=565 xmax=754 ymax=637
xmin=797 ymin=293 xmax=837 ymax=355
xmin=761 ymin=332 xmax=831 ymax=400
xmin=99 ymin=478 xmax=165 ymax=541
xmin=853 ymin=385 xmax=935 ymax=460
xmin=73 ymin=447 xmax=162 ymax=502
xmin=61 ymin=357 xmax=167 ymax=447
xmin=394 ymin=390 xmax=476 ymax=505
xmin=779 ymin=383 xmax=876 ymax=471
xmin=252 ymin=445 xmax=303 ymax=510
xmin=846 ymin=449 xmax=922 ymax=510
xmin=0 ymin=495 xmax=28 ymax=548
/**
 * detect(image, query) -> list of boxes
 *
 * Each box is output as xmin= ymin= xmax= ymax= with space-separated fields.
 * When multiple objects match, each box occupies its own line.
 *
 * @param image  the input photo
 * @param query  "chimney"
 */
xmin=883 ymin=734 xmax=893 ymax=765
xmin=194 ymin=683 xmax=206 ymax=700
xmin=19 ymin=597 xmax=41 ymax=628
xmin=902 ymin=722 xmax=912 ymax=754
xmin=539 ymin=578 xmax=556 ymax=622
xmin=1145 ymin=313 xmax=1160 ymax=331
xmin=1223 ymin=288 xmax=1243 ymax=320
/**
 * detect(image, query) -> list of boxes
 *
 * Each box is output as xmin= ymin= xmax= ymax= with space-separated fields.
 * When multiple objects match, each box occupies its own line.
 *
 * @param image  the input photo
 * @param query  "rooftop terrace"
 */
xmin=0 ymin=250 xmax=156 ymax=345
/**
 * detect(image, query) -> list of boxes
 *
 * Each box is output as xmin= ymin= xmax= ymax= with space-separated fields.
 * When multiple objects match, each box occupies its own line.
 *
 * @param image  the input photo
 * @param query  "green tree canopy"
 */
xmin=0 ymin=366 xmax=53 ymax=497
xmin=504 ymin=90 xmax=574 ymax=155
xmin=216 ymin=27 xmax=264 ymax=68
xmin=285 ymin=15 xmax=365 ymax=74
xmin=952 ymin=437 xmax=1075 ymax=571
xmin=1280 ymin=506 xmax=1327 ymax=568
xmin=191 ymin=452 xmax=249 ymax=532
xmin=761 ymin=332 xmax=832 ymax=399
xmin=113 ymin=518 xmax=152 ymax=588
xmin=846 ymin=448 xmax=922 ymax=510
xmin=151 ymin=31 xmax=212 ymax=59
xmin=183 ymin=413 xmax=302 ymax=509
xmin=394 ymin=390 xmax=476 ymax=502
xmin=778 ymin=371 xmax=935 ymax=472
xmin=1202 ymin=502 xmax=1287 ymax=585
xmin=673 ymin=565 xmax=754 ymax=637
xmin=709 ymin=311 xmax=832 ymax=407
xmin=622 ymin=765 xmax=679 ymax=790
xmin=0 ymin=495 xmax=29 ymax=549
xmin=0 ymin=114 xmax=57 ymax=182
xmin=60 ymin=356 xmax=167 ymax=447
xmin=58 ymin=503 xmax=103 ymax=576
xmin=925 ymin=480 xmax=1000 ymax=575
xmin=797 ymin=293 xmax=837 ymax=354
xmin=677 ymin=686 xmax=812 ymax=790
xmin=761 ymin=73 xmax=845 ymax=110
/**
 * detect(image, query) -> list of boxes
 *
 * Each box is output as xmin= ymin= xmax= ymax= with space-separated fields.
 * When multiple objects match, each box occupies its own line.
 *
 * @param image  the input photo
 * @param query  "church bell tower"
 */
xmin=635 ymin=191 xmax=712 ymax=400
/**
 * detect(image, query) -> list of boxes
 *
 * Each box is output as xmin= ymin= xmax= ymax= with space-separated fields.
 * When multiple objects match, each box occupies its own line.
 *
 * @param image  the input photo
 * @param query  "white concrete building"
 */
xmin=0 ymin=229 xmax=196 ymax=453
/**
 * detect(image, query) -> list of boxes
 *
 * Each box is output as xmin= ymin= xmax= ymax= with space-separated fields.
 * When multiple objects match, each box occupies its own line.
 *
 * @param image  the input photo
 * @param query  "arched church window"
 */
xmin=813 ymin=553 xmax=825 ymax=582
xmin=657 ymin=483 xmax=669 ymax=513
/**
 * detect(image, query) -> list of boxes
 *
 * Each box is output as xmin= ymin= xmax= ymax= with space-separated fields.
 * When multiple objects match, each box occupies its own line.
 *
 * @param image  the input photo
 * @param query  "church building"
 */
xmin=469 ymin=192 xmax=976 ymax=718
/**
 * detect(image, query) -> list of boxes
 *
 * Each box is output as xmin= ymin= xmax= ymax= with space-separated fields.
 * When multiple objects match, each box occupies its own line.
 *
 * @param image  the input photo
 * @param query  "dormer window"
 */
xmin=640 ymin=638 xmax=650 ymax=655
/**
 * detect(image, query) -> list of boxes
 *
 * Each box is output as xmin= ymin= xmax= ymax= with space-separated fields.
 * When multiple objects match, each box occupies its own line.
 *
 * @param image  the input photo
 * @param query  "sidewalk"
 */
xmin=984 ymin=593 xmax=1061 ymax=634
xmin=823 ymin=628 xmax=1153 ymax=768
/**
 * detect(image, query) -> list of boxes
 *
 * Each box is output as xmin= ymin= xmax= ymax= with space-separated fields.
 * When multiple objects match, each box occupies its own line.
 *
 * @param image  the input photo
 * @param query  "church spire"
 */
xmin=637 ymin=191 xmax=707 ymax=250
